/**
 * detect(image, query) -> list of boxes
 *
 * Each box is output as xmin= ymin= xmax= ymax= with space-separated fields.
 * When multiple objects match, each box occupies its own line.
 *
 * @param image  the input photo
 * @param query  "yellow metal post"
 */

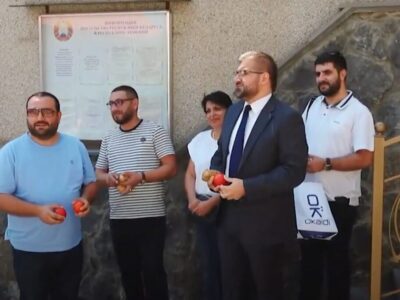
xmin=370 ymin=122 xmax=386 ymax=300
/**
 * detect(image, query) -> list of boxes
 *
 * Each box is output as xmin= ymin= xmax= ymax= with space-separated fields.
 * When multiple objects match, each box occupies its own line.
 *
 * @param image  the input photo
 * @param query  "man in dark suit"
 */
xmin=209 ymin=51 xmax=308 ymax=300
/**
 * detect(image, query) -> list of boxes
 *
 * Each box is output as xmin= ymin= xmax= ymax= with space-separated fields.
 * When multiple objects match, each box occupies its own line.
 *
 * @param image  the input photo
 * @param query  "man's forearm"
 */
xmin=0 ymin=193 xmax=40 ymax=217
xmin=81 ymin=182 xmax=98 ymax=204
xmin=95 ymin=169 xmax=109 ymax=186
xmin=329 ymin=150 xmax=373 ymax=171
xmin=143 ymin=155 xmax=177 ymax=182
xmin=143 ymin=164 xmax=177 ymax=182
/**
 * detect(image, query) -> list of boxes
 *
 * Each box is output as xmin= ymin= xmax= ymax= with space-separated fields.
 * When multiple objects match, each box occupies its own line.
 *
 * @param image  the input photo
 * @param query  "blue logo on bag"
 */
xmin=304 ymin=194 xmax=331 ymax=225
xmin=307 ymin=194 xmax=323 ymax=218
xmin=294 ymin=181 xmax=338 ymax=240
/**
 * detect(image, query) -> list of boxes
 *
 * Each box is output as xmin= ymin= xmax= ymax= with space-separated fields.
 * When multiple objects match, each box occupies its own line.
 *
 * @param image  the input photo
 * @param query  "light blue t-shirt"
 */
xmin=0 ymin=133 xmax=96 ymax=252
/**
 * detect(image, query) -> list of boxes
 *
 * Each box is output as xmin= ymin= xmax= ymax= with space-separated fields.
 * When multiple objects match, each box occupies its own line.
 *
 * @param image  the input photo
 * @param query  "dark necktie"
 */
xmin=229 ymin=105 xmax=251 ymax=177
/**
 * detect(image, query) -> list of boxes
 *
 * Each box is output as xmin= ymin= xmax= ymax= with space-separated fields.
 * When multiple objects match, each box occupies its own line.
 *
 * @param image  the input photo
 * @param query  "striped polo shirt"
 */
xmin=96 ymin=120 xmax=175 ymax=219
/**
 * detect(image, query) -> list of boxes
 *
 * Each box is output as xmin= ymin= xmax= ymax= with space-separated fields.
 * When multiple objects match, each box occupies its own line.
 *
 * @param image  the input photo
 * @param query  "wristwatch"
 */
xmin=324 ymin=158 xmax=332 ymax=171
xmin=140 ymin=171 xmax=146 ymax=184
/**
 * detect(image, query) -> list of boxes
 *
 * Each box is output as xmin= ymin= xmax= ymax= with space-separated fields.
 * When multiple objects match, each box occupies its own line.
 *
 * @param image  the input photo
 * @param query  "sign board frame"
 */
xmin=39 ymin=11 xmax=171 ymax=144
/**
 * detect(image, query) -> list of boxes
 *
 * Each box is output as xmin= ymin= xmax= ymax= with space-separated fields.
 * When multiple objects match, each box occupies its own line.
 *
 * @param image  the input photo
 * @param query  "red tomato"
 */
xmin=54 ymin=207 xmax=67 ymax=217
xmin=212 ymin=173 xmax=229 ymax=186
xmin=72 ymin=200 xmax=84 ymax=213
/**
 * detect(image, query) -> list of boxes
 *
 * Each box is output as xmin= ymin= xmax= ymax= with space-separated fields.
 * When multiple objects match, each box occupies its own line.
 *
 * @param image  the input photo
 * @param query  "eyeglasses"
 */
xmin=27 ymin=108 xmax=57 ymax=118
xmin=106 ymin=98 xmax=135 ymax=108
xmin=234 ymin=69 xmax=265 ymax=78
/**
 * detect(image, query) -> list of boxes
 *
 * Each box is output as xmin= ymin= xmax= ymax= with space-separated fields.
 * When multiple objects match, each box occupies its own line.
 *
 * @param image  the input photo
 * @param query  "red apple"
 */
xmin=212 ymin=173 xmax=229 ymax=186
xmin=54 ymin=207 xmax=67 ymax=217
xmin=72 ymin=200 xmax=84 ymax=213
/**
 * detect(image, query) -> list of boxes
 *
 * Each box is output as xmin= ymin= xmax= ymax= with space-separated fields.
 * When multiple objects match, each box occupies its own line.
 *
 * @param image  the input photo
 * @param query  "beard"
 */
xmin=318 ymin=78 xmax=341 ymax=96
xmin=234 ymin=84 xmax=253 ymax=99
xmin=27 ymin=121 xmax=59 ymax=140
xmin=234 ymin=86 xmax=244 ymax=98
xmin=112 ymin=109 xmax=134 ymax=125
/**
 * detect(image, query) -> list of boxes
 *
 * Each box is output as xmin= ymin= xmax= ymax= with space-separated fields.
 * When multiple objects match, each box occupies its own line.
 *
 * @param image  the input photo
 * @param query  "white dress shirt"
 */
xmin=225 ymin=93 xmax=272 ymax=175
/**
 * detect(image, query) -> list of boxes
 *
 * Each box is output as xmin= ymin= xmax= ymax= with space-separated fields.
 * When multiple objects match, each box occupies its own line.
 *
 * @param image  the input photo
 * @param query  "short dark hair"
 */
xmin=26 ymin=91 xmax=60 ymax=112
xmin=111 ymin=85 xmax=139 ymax=99
xmin=314 ymin=50 xmax=347 ymax=71
xmin=239 ymin=51 xmax=278 ymax=92
xmin=201 ymin=91 xmax=232 ymax=113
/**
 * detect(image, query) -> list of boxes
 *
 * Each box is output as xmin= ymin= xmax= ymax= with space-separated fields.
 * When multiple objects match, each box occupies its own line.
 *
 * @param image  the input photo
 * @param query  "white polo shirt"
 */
xmin=302 ymin=91 xmax=374 ymax=206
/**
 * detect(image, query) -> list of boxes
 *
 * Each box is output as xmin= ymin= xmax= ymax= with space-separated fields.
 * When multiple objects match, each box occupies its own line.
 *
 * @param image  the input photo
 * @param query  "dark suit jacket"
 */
xmin=211 ymin=95 xmax=308 ymax=245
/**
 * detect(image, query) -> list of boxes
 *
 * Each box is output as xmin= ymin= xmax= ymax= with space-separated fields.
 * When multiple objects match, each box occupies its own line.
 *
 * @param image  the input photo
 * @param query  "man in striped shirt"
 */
xmin=96 ymin=85 xmax=177 ymax=300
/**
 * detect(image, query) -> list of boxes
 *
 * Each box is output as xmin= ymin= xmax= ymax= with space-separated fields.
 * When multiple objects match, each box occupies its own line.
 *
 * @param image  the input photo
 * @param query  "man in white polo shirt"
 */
xmin=299 ymin=51 xmax=375 ymax=300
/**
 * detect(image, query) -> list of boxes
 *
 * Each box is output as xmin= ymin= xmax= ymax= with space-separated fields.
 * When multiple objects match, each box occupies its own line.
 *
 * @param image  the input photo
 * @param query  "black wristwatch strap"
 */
xmin=140 ymin=171 xmax=146 ymax=184
xmin=324 ymin=158 xmax=332 ymax=171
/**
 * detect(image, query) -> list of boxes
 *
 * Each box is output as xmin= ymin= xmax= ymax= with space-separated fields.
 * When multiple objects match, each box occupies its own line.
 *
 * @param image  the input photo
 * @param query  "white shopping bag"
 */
xmin=293 ymin=182 xmax=338 ymax=240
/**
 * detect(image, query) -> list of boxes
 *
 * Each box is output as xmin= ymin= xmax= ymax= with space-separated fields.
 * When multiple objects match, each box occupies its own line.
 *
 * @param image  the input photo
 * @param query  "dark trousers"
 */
xmin=195 ymin=217 xmax=222 ymax=300
xmin=218 ymin=225 xmax=285 ymax=300
xmin=299 ymin=200 xmax=357 ymax=300
xmin=12 ymin=242 xmax=83 ymax=300
xmin=110 ymin=217 xmax=169 ymax=300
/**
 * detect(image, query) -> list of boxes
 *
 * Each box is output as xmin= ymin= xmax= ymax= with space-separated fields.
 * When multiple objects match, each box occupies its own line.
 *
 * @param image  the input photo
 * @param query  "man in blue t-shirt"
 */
xmin=0 ymin=91 xmax=97 ymax=300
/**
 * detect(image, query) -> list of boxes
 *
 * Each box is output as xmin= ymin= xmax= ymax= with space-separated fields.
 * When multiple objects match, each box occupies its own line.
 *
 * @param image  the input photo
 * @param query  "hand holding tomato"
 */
xmin=36 ymin=205 xmax=65 ymax=224
xmin=116 ymin=172 xmax=143 ymax=194
xmin=72 ymin=200 xmax=84 ymax=213
xmin=117 ymin=173 xmax=128 ymax=193
xmin=219 ymin=178 xmax=245 ymax=201
xmin=54 ymin=207 xmax=67 ymax=217
xmin=202 ymin=169 xmax=230 ymax=193
xmin=212 ymin=173 xmax=229 ymax=187
xmin=105 ymin=172 xmax=119 ymax=187
xmin=72 ymin=198 xmax=90 ymax=217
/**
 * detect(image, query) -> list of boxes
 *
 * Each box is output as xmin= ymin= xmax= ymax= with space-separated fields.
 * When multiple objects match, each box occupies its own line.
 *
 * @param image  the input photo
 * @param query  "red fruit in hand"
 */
xmin=212 ymin=173 xmax=229 ymax=186
xmin=72 ymin=200 xmax=84 ymax=213
xmin=54 ymin=207 xmax=67 ymax=217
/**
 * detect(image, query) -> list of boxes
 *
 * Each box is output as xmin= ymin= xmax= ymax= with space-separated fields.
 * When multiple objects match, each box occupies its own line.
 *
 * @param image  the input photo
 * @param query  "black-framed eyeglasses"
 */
xmin=234 ymin=69 xmax=265 ymax=78
xmin=106 ymin=98 xmax=135 ymax=108
xmin=27 ymin=108 xmax=57 ymax=118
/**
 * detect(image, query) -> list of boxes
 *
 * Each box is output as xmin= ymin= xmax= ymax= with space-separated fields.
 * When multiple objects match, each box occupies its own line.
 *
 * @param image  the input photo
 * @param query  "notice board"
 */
xmin=39 ymin=11 xmax=171 ymax=140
